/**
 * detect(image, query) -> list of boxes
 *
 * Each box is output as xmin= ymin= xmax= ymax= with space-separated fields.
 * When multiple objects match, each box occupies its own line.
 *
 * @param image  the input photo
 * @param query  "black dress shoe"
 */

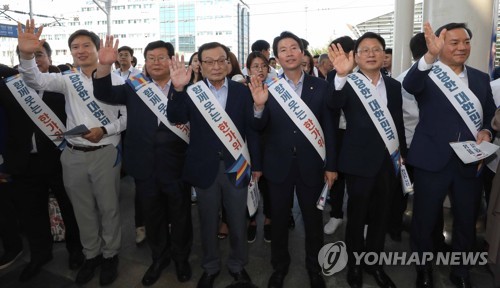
xmin=175 ymin=260 xmax=192 ymax=282
xmin=268 ymin=271 xmax=286 ymax=288
xmin=19 ymin=255 xmax=53 ymax=282
xmin=365 ymin=268 xmax=396 ymax=288
xmin=99 ymin=255 xmax=119 ymax=286
xmin=75 ymin=254 xmax=103 ymax=284
xmin=416 ymin=269 xmax=433 ymax=288
xmin=347 ymin=266 xmax=362 ymax=288
xmin=230 ymin=268 xmax=252 ymax=283
xmin=197 ymin=271 xmax=220 ymax=288
xmin=449 ymin=274 xmax=472 ymax=288
xmin=69 ymin=250 xmax=85 ymax=270
xmin=307 ymin=270 xmax=326 ymax=288
xmin=142 ymin=256 xmax=171 ymax=286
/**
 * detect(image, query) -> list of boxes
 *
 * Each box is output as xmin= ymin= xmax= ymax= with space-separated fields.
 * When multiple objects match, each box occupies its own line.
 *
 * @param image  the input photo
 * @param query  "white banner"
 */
xmin=346 ymin=72 xmax=401 ymax=174
xmin=5 ymin=74 xmax=66 ymax=148
xmin=428 ymin=61 xmax=483 ymax=140
xmin=126 ymin=74 xmax=190 ymax=143
xmin=187 ymin=81 xmax=251 ymax=184
xmin=265 ymin=77 xmax=326 ymax=161
xmin=62 ymin=68 xmax=117 ymax=127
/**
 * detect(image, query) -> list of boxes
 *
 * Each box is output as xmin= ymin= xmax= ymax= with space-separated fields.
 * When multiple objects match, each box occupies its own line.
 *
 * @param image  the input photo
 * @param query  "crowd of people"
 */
xmin=0 ymin=17 xmax=500 ymax=288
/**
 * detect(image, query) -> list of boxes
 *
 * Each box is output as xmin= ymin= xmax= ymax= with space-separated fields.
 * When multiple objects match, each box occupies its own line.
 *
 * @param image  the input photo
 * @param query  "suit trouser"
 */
xmin=329 ymin=129 xmax=346 ymax=219
xmin=0 ymin=182 xmax=22 ymax=254
xmin=13 ymin=154 xmax=82 ymax=261
xmin=195 ymin=161 xmax=248 ymax=274
xmin=61 ymin=145 xmax=121 ymax=259
xmin=267 ymin=158 xmax=324 ymax=274
xmin=345 ymin=154 xmax=397 ymax=268
xmin=411 ymin=156 xmax=481 ymax=277
xmin=135 ymin=177 xmax=193 ymax=263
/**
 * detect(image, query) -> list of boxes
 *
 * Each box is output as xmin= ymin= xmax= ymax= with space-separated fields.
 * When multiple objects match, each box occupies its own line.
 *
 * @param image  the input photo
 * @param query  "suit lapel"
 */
xmin=301 ymin=74 xmax=313 ymax=105
xmin=225 ymin=79 xmax=236 ymax=118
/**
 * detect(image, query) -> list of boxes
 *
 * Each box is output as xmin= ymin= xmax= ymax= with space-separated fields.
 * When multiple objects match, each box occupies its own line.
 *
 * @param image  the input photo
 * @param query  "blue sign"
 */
xmin=0 ymin=24 xmax=18 ymax=38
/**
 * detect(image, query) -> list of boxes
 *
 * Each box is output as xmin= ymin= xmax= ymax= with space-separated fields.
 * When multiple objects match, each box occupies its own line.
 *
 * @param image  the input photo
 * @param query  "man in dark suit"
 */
xmin=0 ymin=85 xmax=23 ymax=271
xmin=403 ymin=22 xmax=496 ymax=288
xmin=0 ymin=42 xmax=83 ymax=282
xmin=167 ymin=42 xmax=260 ymax=288
xmin=324 ymin=36 xmax=355 ymax=236
xmin=93 ymin=39 xmax=192 ymax=287
xmin=249 ymin=31 xmax=337 ymax=288
xmin=328 ymin=32 xmax=407 ymax=288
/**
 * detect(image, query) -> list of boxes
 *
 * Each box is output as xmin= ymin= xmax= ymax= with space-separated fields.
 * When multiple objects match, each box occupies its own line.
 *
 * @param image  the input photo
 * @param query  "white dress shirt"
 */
xmin=19 ymin=58 xmax=127 ymax=147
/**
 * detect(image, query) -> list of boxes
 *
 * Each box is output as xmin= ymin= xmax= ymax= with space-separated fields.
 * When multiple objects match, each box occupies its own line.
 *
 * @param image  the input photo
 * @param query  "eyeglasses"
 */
xmin=201 ymin=58 xmax=228 ymax=67
xmin=357 ymin=47 xmax=384 ymax=56
xmin=146 ymin=55 xmax=169 ymax=63
xmin=250 ymin=64 xmax=268 ymax=70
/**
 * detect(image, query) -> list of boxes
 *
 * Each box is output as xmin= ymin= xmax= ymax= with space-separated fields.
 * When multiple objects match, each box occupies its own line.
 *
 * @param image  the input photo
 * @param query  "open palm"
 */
xmin=17 ymin=19 xmax=45 ymax=56
xmin=248 ymin=75 xmax=268 ymax=107
xmin=170 ymin=54 xmax=192 ymax=91
xmin=98 ymin=35 xmax=119 ymax=65
xmin=328 ymin=43 xmax=354 ymax=76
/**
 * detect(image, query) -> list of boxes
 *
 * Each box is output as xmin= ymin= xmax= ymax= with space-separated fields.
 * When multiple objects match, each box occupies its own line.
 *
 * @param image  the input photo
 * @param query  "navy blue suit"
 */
xmin=403 ymin=60 xmax=496 ymax=277
xmin=167 ymin=78 xmax=260 ymax=274
xmin=327 ymin=73 xmax=406 ymax=268
xmin=93 ymin=74 xmax=192 ymax=263
xmin=167 ymin=79 xmax=261 ymax=188
xmin=254 ymin=73 xmax=336 ymax=274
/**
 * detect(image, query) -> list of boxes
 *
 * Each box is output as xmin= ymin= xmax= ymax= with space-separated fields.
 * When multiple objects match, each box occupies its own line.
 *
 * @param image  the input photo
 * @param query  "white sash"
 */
xmin=126 ymin=73 xmax=190 ymax=143
xmin=62 ymin=68 xmax=117 ymax=127
xmin=265 ymin=77 xmax=326 ymax=160
xmin=428 ymin=61 xmax=483 ymax=140
xmin=187 ymin=81 xmax=251 ymax=183
xmin=5 ymin=74 xmax=66 ymax=148
xmin=346 ymin=72 xmax=401 ymax=174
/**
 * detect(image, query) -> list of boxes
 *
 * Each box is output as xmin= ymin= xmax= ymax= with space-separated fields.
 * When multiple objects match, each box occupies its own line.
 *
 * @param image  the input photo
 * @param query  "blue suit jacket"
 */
xmin=93 ymin=74 xmax=187 ymax=183
xmin=167 ymin=79 xmax=261 ymax=189
xmin=403 ymin=61 xmax=496 ymax=175
xmin=327 ymin=73 xmax=407 ymax=178
xmin=253 ymin=74 xmax=337 ymax=187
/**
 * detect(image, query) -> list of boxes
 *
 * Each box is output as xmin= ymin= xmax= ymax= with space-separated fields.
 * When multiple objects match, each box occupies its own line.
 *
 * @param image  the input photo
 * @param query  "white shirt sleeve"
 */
xmin=18 ymin=58 xmax=66 ymax=93
xmin=334 ymin=74 xmax=348 ymax=90
xmin=417 ymin=57 xmax=433 ymax=71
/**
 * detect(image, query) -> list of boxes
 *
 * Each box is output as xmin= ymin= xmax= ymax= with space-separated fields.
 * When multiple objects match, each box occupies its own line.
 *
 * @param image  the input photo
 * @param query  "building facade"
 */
xmin=0 ymin=0 xmax=250 ymax=68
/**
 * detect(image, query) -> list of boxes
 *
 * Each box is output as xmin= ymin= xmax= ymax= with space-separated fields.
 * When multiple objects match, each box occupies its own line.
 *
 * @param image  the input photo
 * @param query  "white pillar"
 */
xmin=425 ymin=0 xmax=498 ymax=73
xmin=392 ymin=0 xmax=415 ymax=77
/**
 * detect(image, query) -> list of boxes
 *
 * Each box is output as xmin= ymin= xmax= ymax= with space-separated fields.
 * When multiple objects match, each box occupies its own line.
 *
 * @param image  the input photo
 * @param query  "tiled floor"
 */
xmin=0 ymin=176 xmax=495 ymax=287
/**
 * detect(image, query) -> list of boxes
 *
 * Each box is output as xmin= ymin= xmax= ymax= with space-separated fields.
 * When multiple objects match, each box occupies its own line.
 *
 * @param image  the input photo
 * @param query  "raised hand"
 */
xmin=17 ymin=19 xmax=45 ymax=59
xmin=423 ymin=22 xmax=445 ymax=63
xmin=169 ymin=54 xmax=192 ymax=92
xmin=98 ymin=35 xmax=119 ymax=65
xmin=328 ymin=43 xmax=354 ymax=77
xmin=248 ymin=74 xmax=268 ymax=110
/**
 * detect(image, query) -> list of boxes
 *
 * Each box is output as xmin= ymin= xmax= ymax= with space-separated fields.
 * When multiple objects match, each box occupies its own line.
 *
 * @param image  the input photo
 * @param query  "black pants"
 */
xmin=136 ymin=177 xmax=193 ymax=262
xmin=345 ymin=154 xmax=397 ymax=268
xmin=268 ymin=159 xmax=324 ymax=274
xmin=0 ymin=182 xmax=22 ymax=253
xmin=13 ymin=154 xmax=82 ymax=261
